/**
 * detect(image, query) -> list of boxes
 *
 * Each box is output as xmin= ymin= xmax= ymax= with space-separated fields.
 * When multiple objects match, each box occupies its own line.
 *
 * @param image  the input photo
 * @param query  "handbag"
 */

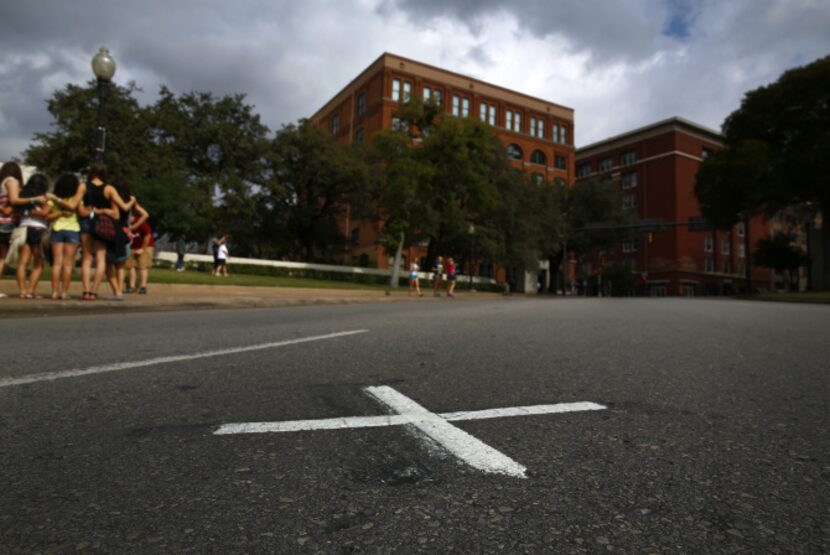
xmin=93 ymin=214 xmax=116 ymax=242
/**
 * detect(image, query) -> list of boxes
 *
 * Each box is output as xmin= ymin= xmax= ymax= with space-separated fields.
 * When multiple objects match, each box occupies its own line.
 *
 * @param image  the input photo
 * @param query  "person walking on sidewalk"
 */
xmin=408 ymin=261 xmax=423 ymax=297
xmin=214 ymin=236 xmax=229 ymax=277
xmin=433 ymin=256 xmax=444 ymax=297
xmin=176 ymin=233 xmax=187 ymax=271
xmin=446 ymin=257 xmax=457 ymax=298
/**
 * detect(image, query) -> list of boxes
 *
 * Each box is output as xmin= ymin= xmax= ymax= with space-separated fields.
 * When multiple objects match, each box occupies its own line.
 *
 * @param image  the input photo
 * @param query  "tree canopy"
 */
xmin=694 ymin=54 xmax=830 ymax=288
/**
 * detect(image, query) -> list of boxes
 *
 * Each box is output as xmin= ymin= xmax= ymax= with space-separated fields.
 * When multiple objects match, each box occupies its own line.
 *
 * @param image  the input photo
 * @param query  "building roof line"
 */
xmin=577 ymin=117 xmax=723 ymax=152
xmin=383 ymin=52 xmax=574 ymax=114
xmin=309 ymin=52 xmax=575 ymax=122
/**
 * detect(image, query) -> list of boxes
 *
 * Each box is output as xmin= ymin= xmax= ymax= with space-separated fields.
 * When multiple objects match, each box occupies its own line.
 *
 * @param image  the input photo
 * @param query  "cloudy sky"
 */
xmin=1 ymin=0 xmax=828 ymax=161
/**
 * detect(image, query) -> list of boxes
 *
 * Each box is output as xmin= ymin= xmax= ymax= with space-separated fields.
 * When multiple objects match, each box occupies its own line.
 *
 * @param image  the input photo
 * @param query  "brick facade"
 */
xmin=575 ymin=117 xmax=772 ymax=296
xmin=309 ymin=53 xmax=575 ymax=271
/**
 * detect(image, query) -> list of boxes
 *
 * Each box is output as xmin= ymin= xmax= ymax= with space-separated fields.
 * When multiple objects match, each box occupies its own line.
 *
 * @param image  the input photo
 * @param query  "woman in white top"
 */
xmin=408 ymin=261 xmax=423 ymax=297
xmin=0 ymin=162 xmax=47 ymax=297
xmin=214 ymin=237 xmax=229 ymax=277
xmin=16 ymin=174 xmax=52 ymax=298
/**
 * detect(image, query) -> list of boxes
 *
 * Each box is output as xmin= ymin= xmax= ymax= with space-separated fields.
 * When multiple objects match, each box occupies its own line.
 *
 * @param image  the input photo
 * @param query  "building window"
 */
xmin=723 ymin=259 xmax=732 ymax=274
xmin=506 ymin=143 xmax=523 ymax=161
xmin=351 ymin=227 xmax=360 ymax=247
xmin=622 ymin=172 xmax=638 ymax=189
xmin=480 ymin=102 xmax=487 ymax=122
xmin=623 ymin=192 xmax=638 ymax=209
xmin=722 ymin=240 xmax=731 ymax=255
xmin=702 ymin=147 xmax=714 ymax=159
xmin=434 ymin=89 xmax=442 ymax=105
xmin=531 ymin=172 xmax=545 ymax=185
xmin=738 ymin=243 xmax=745 ymax=258
xmin=423 ymin=88 xmax=431 ymax=102
xmin=737 ymin=222 xmax=745 ymax=236
xmin=622 ymin=241 xmax=638 ymax=253
xmin=402 ymin=81 xmax=412 ymax=102
xmin=535 ymin=118 xmax=544 ymax=138
xmin=598 ymin=157 xmax=613 ymax=172
xmin=355 ymin=127 xmax=364 ymax=144
xmin=530 ymin=117 xmax=537 ymax=138
xmin=392 ymin=117 xmax=409 ymax=133
xmin=621 ymin=150 xmax=637 ymax=166
xmin=530 ymin=149 xmax=546 ymax=165
xmin=461 ymin=98 xmax=470 ymax=117
xmin=356 ymin=93 xmax=366 ymax=117
xmin=392 ymin=79 xmax=401 ymax=101
xmin=551 ymin=124 xmax=558 ymax=143
xmin=738 ymin=262 xmax=746 ymax=276
xmin=704 ymin=235 xmax=714 ymax=252
xmin=506 ymin=109 xmax=522 ymax=132
xmin=331 ymin=114 xmax=340 ymax=134
xmin=452 ymin=95 xmax=460 ymax=116
xmin=560 ymin=126 xmax=567 ymax=145
xmin=577 ymin=162 xmax=592 ymax=177
xmin=705 ymin=258 xmax=714 ymax=272
xmin=554 ymin=155 xmax=567 ymax=170
xmin=488 ymin=104 xmax=496 ymax=126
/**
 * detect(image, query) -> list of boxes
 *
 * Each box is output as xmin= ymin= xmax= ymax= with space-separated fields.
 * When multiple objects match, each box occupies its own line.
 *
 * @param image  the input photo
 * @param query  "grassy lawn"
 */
xmin=147 ymin=267 xmax=387 ymax=290
xmin=742 ymin=291 xmax=830 ymax=304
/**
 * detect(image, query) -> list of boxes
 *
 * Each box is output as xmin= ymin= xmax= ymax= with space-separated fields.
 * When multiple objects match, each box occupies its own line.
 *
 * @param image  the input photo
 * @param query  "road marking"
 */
xmin=0 ymin=330 xmax=368 ymax=388
xmin=215 ymin=386 xmax=606 ymax=479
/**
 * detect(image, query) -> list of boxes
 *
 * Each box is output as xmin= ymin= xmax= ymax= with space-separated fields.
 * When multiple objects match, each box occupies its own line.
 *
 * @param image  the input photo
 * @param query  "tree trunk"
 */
xmin=821 ymin=203 xmax=830 ymax=290
xmin=389 ymin=232 xmax=404 ymax=289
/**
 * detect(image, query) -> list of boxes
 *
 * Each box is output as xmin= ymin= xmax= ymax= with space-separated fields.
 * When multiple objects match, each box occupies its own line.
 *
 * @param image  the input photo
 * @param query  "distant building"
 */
xmin=575 ymin=117 xmax=772 ymax=296
xmin=309 ymin=52 xmax=575 ymax=274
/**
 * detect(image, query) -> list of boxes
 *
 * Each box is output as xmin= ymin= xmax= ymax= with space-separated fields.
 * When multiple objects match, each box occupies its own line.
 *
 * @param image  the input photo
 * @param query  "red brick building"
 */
xmin=309 ymin=52 xmax=575 ymax=271
xmin=575 ymin=117 xmax=772 ymax=296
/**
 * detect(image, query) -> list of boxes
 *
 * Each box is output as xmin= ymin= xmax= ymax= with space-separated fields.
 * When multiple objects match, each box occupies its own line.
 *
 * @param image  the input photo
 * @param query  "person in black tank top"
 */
xmin=80 ymin=163 xmax=135 ymax=300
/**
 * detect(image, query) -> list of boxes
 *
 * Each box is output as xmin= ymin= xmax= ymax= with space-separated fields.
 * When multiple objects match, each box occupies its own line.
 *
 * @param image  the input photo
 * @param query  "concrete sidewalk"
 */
xmin=0 ymin=280 xmax=504 ymax=318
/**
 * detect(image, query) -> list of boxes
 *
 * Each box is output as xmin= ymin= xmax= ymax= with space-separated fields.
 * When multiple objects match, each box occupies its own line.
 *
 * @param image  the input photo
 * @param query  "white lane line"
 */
xmin=365 ymin=385 xmax=528 ymax=478
xmin=0 ymin=329 xmax=369 ymax=388
xmin=215 ymin=402 xmax=607 ymax=435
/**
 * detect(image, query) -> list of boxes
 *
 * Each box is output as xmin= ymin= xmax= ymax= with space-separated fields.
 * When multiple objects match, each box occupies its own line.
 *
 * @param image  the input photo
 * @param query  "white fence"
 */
xmin=154 ymin=251 xmax=498 ymax=285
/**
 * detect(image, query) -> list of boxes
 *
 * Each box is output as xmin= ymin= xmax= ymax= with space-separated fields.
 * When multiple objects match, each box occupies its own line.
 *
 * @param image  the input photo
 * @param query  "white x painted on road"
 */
xmin=215 ymin=385 xmax=606 ymax=478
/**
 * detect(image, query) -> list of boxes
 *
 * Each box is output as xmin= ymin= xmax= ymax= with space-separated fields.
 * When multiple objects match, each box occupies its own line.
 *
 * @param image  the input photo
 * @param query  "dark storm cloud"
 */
xmin=378 ymin=0 xmax=671 ymax=63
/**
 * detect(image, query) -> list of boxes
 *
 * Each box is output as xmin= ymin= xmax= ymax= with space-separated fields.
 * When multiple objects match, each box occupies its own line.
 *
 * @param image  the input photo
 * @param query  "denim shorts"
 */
xmin=79 ymin=217 xmax=93 ymax=235
xmin=50 ymin=229 xmax=80 ymax=244
xmin=106 ymin=242 xmax=130 ymax=264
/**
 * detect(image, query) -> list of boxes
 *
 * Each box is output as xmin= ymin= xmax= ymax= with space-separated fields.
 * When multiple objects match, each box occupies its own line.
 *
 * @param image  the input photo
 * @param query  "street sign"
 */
xmin=215 ymin=385 xmax=606 ymax=479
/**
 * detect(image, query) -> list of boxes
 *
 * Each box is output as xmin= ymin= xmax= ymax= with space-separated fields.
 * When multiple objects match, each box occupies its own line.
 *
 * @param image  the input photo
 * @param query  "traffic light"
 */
xmin=647 ymin=232 xmax=654 ymax=244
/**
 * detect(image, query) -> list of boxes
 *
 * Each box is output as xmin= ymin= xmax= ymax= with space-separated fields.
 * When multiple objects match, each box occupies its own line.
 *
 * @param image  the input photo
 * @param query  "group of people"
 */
xmin=0 ymin=162 xmax=154 ymax=300
xmin=408 ymin=255 xmax=458 ymax=298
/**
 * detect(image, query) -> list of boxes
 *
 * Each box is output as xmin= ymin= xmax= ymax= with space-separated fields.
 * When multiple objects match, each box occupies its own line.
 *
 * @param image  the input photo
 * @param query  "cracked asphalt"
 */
xmin=0 ymin=298 xmax=828 ymax=553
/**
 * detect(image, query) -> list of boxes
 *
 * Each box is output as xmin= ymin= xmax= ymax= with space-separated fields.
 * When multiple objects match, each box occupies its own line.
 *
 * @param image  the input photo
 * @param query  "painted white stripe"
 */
xmin=215 ymin=414 xmax=411 ymax=435
xmin=441 ymin=402 xmax=607 ymax=421
xmin=215 ymin=402 xmax=607 ymax=435
xmin=0 ymin=329 xmax=368 ymax=388
xmin=365 ymin=385 xmax=528 ymax=478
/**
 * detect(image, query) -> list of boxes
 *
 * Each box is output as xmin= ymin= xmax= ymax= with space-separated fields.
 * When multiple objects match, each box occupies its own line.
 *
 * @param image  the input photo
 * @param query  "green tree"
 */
xmin=369 ymin=98 xmax=524 ymax=271
xmin=264 ymin=120 xmax=369 ymax=262
xmin=567 ymin=174 xmax=637 ymax=255
xmin=754 ymin=232 xmax=807 ymax=291
xmin=695 ymin=54 xmax=830 ymax=289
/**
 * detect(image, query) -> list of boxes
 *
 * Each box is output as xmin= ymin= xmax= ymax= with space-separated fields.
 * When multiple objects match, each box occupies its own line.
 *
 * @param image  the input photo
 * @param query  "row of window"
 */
xmin=506 ymin=144 xmax=567 ymax=169
xmin=704 ymin=259 xmax=746 ymax=274
xmin=390 ymin=78 xmax=570 ymax=144
xmin=577 ymin=150 xmax=638 ymax=177
xmin=703 ymin=236 xmax=746 ymax=257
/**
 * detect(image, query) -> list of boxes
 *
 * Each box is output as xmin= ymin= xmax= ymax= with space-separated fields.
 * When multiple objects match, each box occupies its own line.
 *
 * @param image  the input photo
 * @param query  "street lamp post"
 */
xmin=468 ymin=224 xmax=476 ymax=292
xmin=91 ymin=47 xmax=116 ymax=162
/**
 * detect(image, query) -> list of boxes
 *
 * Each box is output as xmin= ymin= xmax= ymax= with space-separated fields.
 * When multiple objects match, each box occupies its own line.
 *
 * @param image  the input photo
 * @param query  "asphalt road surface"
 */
xmin=1 ymin=298 xmax=828 ymax=553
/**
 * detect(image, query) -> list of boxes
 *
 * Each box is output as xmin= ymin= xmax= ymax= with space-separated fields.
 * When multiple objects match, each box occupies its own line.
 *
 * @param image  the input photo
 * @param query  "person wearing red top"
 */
xmin=125 ymin=214 xmax=154 ymax=294
xmin=446 ymin=257 xmax=457 ymax=298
